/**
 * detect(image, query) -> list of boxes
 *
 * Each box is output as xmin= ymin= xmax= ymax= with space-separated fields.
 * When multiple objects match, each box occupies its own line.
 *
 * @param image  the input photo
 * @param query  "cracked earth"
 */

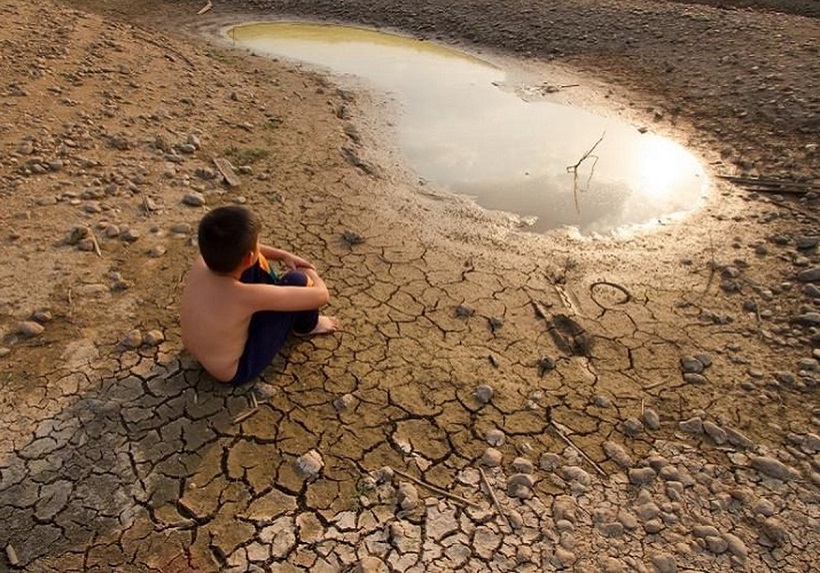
xmin=1 ymin=0 xmax=818 ymax=571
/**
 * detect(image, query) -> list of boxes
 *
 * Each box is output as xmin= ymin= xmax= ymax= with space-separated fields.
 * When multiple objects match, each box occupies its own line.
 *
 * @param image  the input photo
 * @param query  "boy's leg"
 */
xmin=277 ymin=271 xmax=320 ymax=334
xmin=230 ymin=268 xmax=318 ymax=385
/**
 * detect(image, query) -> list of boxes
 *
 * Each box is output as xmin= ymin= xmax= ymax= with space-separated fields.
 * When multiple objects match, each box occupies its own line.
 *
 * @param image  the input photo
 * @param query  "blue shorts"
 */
xmin=228 ymin=261 xmax=319 ymax=385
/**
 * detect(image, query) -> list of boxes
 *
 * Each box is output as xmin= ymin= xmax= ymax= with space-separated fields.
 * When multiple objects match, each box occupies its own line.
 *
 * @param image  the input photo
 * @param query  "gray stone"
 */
xmin=560 ymin=466 xmax=590 ymax=485
xmin=397 ymin=482 xmax=419 ymax=510
xmin=797 ymin=266 xmax=820 ymax=282
xmin=693 ymin=525 xmax=720 ymax=538
xmin=750 ymin=456 xmax=800 ymax=481
xmin=143 ymin=330 xmax=165 ymax=347
xmin=540 ymin=452 xmax=561 ymax=472
xmin=295 ymin=450 xmax=324 ymax=481
xmin=182 ymin=191 xmax=206 ymax=207
xmin=792 ymin=312 xmax=820 ymax=326
xmin=121 ymin=329 xmax=142 ymax=349
xmin=650 ymin=552 xmax=677 ymax=573
xmin=18 ymin=320 xmax=45 ymax=337
xmin=722 ymin=532 xmax=748 ymax=560
xmin=678 ymin=417 xmax=704 ymax=434
xmin=485 ymin=428 xmax=505 ymax=446
xmin=474 ymin=384 xmax=493 ymax=404
xmin=482 ymin=448 xmax=502 ymax=467
xmin=643 ymin=408 xmax=661 ymax=430
xmin=644 ymin=519 xmax=664 ymax=534
xmin=703 ymin=421 xmax=727 ymax=444
xmin=705 ymin=535 xmax=728 ymax=554
xmin=683 ymin=373 xmax=708 ymax=384
xmin=603 ymin=441 xmax=633 ymax=468
xmin=628 ymin=467 xmax=657 ymax=486
xmin=552 ymin=547 xmax=576 ymax=568
xmin=624 ymin=417 xmax=644 ymax=436
xmin=511 ymin=457 xmax=534 ymax=474
xmin=680 ymin=356 xmax=703 ymax=373
xmin=725 ymin=427 xmax=755 ymax=448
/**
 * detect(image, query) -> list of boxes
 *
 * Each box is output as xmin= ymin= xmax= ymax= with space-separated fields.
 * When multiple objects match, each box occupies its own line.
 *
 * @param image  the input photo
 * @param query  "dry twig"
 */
xmin=197 ymin=0 xmax=213 ymax=15
xmin=391 ymin=467 xmax=480 ymax=508
xmin=566 ymin=131 xmax=605 ymax=214
xmin=232 ymin=407 xmax=259 ymax=424
xmin=549 ymin=420 xmax=606 ymax=477
xmin=478 ymin=467 xmax=511 ymax=529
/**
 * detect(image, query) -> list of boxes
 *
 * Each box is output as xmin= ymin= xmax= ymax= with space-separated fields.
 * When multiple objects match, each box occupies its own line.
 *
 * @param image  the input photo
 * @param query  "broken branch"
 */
xmin=391 ymin=467 xmax=480 ymax=508
xmin=549 ymin=420 xmax=606 ymax=477
xmin=478 ymin=467 xmax=512 ymax=530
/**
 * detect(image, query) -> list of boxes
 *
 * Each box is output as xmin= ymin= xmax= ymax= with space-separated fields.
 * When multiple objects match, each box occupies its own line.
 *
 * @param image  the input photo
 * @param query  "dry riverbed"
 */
xmin=0 ymin=0 xmax=818 ymax=571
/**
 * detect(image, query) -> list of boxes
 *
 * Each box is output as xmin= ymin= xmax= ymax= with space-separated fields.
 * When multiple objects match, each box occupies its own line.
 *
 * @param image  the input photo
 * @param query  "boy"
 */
xmin=181 ymin=206 xmax=338 ymax=385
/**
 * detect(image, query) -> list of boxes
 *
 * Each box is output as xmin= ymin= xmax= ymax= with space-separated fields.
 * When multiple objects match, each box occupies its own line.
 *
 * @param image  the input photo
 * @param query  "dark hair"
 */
xmin=197 ymin=206 xmax=261 ymax=273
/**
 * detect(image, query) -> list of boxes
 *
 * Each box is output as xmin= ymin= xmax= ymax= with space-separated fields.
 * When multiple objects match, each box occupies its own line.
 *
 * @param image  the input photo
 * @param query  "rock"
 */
xmin=485 ymin=428 xmax=505 ymax=446
xmin=624 ymin=417 xmax=644 ymax=436
xmin=143 ymin=330 xmax=164 ymax=347
xmin=683 ymin=373 xmax=708 ymax=384
xmin=182 ymin=191 xmax=206 ymax=207
xmin=0 ymin=348 xmax=10 ymax=358
xmin=650 ymin=552 xmax=677 ymax=573
xmin=680 ymin=356 xmax=704 ymax=373
xmin=121 ymin=229 xmax=140 ymax=242
xmin=725 ymin=427 xmax=755 ymax=449
xmin=482 ymin=448 xmax=502 ymax=467
xmin=792 ymin=312 xmax=820 ymax=326
xmin=552 ymin=547 xmax=576 ymax=568
xmin=121 ymin=329 xmax=142 ymax=349
xmin=703 ymin=421 xmax=728 ymax=444
xmin=797 ymin=266 xmax=820 ymax=282
xmin=511 ymin=457 xmax=534 ymax=474
xmin=628 ymin=467 xmax=657 ymax=486
xmin=18 ymin=320 xmax=45 ymax=337
xmin=356 ymin=556 xmax=388 ymax=573
xmin=295 ymin=450 xmax=324 ymax=481
xmin=170 ymin=223 xmax=192 ymax=234
xmin=396 ymin=482 xmax=419 ymax=510
xmin=342 ymin=229 xmax=364 ymax=246
xmin=603 ymin=441 xmax=633 ymax=468
xmin=474 ymin=384 xmax=493 ymax=404
xmin=333 ymin=393 xmax=354 ymax=412
xmin=148 ymin=245 xmax=166 ymax=258
xmin=750 ymin=456 xmax=800 ymax=481
xmin=705 ymin=535 xmax=728 ymax=554
xmin=722 ymin=532 xmax=748 ymax=561
xmin=759 ymin=517 xmax=788 ymax=546
xmin=540 ymin=452 xmax=561 ymax=471
xmin=643 ymin=408 xmax=661 ymax=430
xmin=679 ymin=417 xmax=704 ymax=434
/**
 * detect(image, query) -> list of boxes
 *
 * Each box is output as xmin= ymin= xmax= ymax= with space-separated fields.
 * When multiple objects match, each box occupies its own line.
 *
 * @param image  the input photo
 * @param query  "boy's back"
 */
xmin=181 ymin=256 xmax=253 ymax=382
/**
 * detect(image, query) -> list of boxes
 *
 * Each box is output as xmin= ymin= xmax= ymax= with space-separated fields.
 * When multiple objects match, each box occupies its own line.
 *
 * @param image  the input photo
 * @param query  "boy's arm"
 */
xmin=259 ymin=243 xmax=315 ymax=270
xmin=241 ymin=269 xmax=330 ymax=312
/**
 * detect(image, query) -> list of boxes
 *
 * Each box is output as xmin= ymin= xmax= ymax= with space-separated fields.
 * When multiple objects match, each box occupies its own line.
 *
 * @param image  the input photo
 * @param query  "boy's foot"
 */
xmin=307 ymin=315 xmax=339 ymax=335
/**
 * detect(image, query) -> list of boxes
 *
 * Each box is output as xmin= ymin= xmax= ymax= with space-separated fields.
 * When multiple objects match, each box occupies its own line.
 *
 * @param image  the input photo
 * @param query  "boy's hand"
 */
xmin=284 ymin=254 xmax=315 ymax=270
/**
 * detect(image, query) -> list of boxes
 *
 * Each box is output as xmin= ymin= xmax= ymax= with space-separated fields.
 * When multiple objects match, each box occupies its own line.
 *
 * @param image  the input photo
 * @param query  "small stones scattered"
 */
xmin=295 ymin=450 xmax=324 ymax=481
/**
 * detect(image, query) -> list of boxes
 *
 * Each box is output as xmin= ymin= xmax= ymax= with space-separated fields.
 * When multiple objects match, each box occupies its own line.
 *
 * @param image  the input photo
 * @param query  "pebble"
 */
xmin=703 ymin=421 xmax=728 ymax=444
xmin=148 ymin=245 xmax=166 ymax=258
xmin=797 ymin=266 xmax=820 ymax=282
xmin=722 ymin=532 xmax=748 ymax=560
xmin=750 ymin=456 xmax=800 ymax=481
xmin=170 ymin=223 xmax=192 ymax=234
xmin=182 ymin=191 xmax=206 ymax=207
xmin=397 ymin=482 xmax=419 ymax=510
xmin=650 ymin=552 xmax=677 ymax=573
xmin=122 ymin=229 xmax=140 ymax=242
xmin=678 ymin=417 xmax=704 ymax=434
xmin=680 ymin=356 xmax=704 ymax=373
xmin=624 ymin=417 xmax=644 ymax=436
xmin=485 ymin=428 xmax=505 ymax=446
xmin=705 ymin=535 xmax=729 ymax=554
xmin=474 ymin=384 xmax=493 ymax=404
xmin=628 ymin=467 xmax=657 ymax=486
xmin=295 ymin=450 xmax=324 ymax=481
xmin=18 ymin=321 xmax=45 ymax=337
xmin=540 ymin=452 xmax=561 ymax=471
xmin=0 ymin=348 xmax=10 ymax=358
xmin=143 ymin=330 xmax=164 ymax=347
xmin=355 ymin=556 xmax=388 ymax=573
xmin=603 ymin=441 xmax=634 ymax=468
xmin=482 ymin=448 xmax=502 ymax=467
xmin=511 ymin=457 xmax=534 ymax=474
xmin=643 ymin=408 xmax=661 ymax=430
xmin=333 ymin=394 xmax=354 ymax=412
xmin=683 ymin=373 xmax=707 ymax=384
xmin=121 ymin=329 xmax=142 ymax=349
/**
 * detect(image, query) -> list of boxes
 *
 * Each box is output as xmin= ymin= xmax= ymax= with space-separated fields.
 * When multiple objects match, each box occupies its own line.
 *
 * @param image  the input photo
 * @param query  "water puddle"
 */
xmin=226 ymin=22 xmax=708 ymax=234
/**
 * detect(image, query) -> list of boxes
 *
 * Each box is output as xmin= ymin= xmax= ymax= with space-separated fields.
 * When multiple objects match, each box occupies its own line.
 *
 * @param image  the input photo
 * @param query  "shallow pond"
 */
xmin=227 ymin=22 xmax=708 ymax=234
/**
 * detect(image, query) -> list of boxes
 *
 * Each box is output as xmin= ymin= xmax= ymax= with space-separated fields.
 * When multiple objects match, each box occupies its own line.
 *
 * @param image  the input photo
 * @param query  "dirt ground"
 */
xmin=0 ymin=0 xmax=818 ymax=571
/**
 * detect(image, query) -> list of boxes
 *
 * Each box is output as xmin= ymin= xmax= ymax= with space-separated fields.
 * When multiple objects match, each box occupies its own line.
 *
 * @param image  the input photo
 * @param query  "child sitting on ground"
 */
xmin=180 ymin=206 xmax=338 ymax=385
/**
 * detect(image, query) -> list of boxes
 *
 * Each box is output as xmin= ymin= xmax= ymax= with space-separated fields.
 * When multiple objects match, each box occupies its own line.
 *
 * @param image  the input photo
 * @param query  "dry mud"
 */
xmin=0 ymin=0 xmax=818 ymax=572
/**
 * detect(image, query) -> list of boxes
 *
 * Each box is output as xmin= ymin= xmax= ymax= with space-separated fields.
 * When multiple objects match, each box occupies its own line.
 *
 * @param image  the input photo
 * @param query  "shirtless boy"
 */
xmin=181 ymin=206 xmax=338 ymax=385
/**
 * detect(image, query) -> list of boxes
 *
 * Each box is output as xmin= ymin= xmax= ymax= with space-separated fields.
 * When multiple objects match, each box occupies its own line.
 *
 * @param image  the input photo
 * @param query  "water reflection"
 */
xmin=227 ymin=22 xmax=707 ymax=234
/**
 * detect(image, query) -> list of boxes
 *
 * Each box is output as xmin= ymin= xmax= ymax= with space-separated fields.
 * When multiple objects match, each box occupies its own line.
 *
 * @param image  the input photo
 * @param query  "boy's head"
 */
xmin=197 ymin=206 xmax=261 ymax=273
